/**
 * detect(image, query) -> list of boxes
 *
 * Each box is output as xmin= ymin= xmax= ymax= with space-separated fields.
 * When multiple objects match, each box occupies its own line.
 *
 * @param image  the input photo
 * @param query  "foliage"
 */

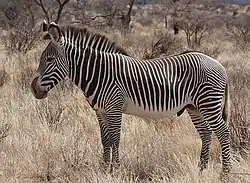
xmin=225 ymin=14 xmax=250 ymax=50
xmin=65 ymin=0 xmax=92 ymax=25
xmin=143 ymin=32 xmax=182 ymax=59
xmin=87 ymin=0 xmax=135 ymax=30
xmin=227 ymin=61 xmax=250 ymax=156
xmin=167 ymin=0 xmax=220 ymax=48
xmin=2 ymin=0 xmax=39 ymax=54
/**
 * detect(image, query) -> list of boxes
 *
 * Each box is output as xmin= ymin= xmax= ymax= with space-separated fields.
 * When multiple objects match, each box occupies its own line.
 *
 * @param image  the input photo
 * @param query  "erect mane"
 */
xmin=60 ymin=25 xmax=129 ymax=56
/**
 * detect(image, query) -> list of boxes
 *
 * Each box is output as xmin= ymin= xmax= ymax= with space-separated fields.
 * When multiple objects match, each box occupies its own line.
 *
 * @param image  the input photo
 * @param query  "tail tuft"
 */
xmin=222 ymin=83 xmax=230 ymax=126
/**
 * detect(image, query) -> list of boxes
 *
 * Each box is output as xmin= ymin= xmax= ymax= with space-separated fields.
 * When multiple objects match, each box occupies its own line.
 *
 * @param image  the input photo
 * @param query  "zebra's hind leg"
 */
xmin=199 ymin=106 xmax=231 ymax=182
xmin=187 ymin=107 xmax=212 ymax=172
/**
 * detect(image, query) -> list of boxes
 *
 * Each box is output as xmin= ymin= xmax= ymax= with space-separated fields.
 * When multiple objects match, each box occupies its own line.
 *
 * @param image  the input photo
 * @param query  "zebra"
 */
xmin=31 ymin=21 xmax=231 ymax=180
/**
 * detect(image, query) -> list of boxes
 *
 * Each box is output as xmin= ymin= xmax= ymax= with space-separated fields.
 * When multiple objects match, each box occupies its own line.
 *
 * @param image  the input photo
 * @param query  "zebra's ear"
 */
xmin=42 ymin=20 xmax=48 ymax=32
xmin=47 ymin=22 xmax=61 ymax=42
xmin=42 ymin=20 xmax=51 ymax=40
xmin=42 ymin=33 xmax=51 ymax=40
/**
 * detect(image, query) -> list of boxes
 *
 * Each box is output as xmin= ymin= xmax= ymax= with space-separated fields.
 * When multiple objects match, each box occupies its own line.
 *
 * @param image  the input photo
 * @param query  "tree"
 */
xmin=88 ymin=0 xmax=135 ymax=30
xmin=92 ymin=0 xmax=117 ymax=27
xmin=167 ymin=0 xmax=219 ymax=48
xmin=119 ymin=0 xmax=135 ymax=30
xmin=173 ymin=0 xmax=179 ymax=34
xmin=143 ymin=32 xmax=182 ymax=59
xmin=65 ymin=0 xmax=91 ymax=25
xmin=225 ymin=14 xmax=250 ymax=50
xmin=34 ymin=0 xmax=69 ymax=23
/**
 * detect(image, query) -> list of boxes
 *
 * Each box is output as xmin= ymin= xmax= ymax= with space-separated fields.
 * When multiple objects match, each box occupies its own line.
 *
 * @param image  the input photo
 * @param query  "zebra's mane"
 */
xmin=61 ymin=26 xmax=129 ymax=56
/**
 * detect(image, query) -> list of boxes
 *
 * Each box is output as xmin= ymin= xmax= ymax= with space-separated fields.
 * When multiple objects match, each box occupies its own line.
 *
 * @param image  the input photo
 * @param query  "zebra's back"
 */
xmin=115 ymin=52 xmax=227 ymax=118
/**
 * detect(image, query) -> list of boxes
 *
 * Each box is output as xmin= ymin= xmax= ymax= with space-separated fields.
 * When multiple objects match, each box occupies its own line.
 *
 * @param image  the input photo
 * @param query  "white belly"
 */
xmin=122 ymin=99 xmax=191 ymax=119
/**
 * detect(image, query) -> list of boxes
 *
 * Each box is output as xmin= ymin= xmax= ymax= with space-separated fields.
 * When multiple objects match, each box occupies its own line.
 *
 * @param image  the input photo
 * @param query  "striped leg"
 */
xmin=96 ymin=108 xmax=122 ymax=172
xmin=199 ymin=99 xmax=231 ymax=181
xmin=96 ymin=112 xmax=111 ymax=168
xmin=187 ymin=108 xmax=212 ymax=171
xmin=106 ymin=109 xmax=122 ymax=168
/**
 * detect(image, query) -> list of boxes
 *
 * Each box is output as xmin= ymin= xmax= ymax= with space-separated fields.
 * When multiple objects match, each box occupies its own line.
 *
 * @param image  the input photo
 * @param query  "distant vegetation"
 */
xmin=228 ymin=0 xmax=250 ymax=4
xmin=136 ymin=0 xmax=249 ymax=4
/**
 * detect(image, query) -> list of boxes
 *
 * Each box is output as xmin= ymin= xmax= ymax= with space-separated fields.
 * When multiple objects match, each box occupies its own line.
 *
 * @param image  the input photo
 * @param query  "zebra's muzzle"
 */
xmin=30 ymin=76 xmax=48 ymax=99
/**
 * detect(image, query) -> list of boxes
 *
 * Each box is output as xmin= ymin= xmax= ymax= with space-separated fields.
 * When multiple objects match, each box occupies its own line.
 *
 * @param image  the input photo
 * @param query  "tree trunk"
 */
xmin=173 ymin=0 xmax=179 ymax=35
xmin=165 ymin=15 xmax=168 ymax=28
xmin=121 ymin=15 xmax=131 ymax=30
xmin=121 ymin=0 xmax=134 ymax=31
xmin=173 ymin=21 xmax=179 ymax=34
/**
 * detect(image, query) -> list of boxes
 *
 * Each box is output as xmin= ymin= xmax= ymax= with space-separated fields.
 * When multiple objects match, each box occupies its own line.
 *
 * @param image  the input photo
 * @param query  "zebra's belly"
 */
xmin=122 ymin=99 xmax=191 ymax=119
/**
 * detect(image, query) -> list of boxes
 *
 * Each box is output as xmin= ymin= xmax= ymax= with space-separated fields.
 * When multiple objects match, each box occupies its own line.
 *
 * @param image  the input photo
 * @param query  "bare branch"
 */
xmin=34 ymin=0 xmax=69 ymax=23
xmin=34 ymin=0 xmax=50 ymax=23
xmin=167 ymin=1 xmax=218 ymax=48
xmin=55 ymin=0 xmax=70 ymax=23
xmin=126 ymin=0 xmax=135 ymax=17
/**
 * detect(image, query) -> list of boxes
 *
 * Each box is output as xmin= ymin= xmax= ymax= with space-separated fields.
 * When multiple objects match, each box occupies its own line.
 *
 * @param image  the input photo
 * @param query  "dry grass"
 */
xmin=0 ymin=27 xmax=250 ymax=183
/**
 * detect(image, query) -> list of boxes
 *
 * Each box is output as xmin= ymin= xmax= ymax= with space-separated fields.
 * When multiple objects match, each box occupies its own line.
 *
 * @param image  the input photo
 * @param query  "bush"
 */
xmin=167 ymin=0 xmax=218 ymax=48
xmin=225 ymin=14 xmax=250 ymax=51
xmin=227 ymin=60 xmax=250 ymax=156
xmin=2 ymin=2 xmax=39 ymax=54
xmin=193 ymin=43 xmax=222 ymax=59
xmin=3 ymin=22 xmax=39 ymax=54
xmin=143 ymin=32 xmax=183 ymax=59
xmin=9 ymin=53 xmax=37 ymax=90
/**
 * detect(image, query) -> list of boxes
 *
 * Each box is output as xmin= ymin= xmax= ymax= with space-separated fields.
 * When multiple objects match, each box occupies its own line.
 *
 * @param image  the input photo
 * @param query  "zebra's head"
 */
xmin=31 ymin=21 xmax=68 ymax=99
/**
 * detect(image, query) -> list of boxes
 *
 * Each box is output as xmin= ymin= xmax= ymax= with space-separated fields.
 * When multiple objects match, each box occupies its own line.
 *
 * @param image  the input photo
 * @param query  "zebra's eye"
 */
xmin=47 ymin=57 xmax=54 ymax=63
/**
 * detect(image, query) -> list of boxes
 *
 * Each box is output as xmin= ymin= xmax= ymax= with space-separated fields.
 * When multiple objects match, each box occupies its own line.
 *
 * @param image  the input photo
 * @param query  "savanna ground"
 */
xmin=0 ymin=20 xmax=250 ymax=183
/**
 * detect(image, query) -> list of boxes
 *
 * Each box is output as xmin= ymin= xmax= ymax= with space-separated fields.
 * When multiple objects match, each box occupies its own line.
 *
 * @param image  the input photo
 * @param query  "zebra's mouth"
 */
xmin=30 ymin=76 xmax=48 ymax=99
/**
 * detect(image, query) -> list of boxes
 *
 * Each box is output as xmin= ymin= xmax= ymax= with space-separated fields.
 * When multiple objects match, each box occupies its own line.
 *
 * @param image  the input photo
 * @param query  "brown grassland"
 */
xmin=0 ymin=22 xmax=250 ymax=183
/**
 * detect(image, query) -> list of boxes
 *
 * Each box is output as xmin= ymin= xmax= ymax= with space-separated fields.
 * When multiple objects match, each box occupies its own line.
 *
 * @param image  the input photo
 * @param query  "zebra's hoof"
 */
xmin=198 ymin=160 xmax=208 ymax=173
xmin=220 ymin=165 xmax=231 ymax=183
xmin=219 ymin=171 xmax=229 ymax=183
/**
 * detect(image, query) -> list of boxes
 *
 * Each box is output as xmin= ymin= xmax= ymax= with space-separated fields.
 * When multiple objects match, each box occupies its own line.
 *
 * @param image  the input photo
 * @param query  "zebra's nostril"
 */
xmin=31 ymin=77 xmax=39 ymax=92
xmin=30 ymin=76 xmax=48 ymax=99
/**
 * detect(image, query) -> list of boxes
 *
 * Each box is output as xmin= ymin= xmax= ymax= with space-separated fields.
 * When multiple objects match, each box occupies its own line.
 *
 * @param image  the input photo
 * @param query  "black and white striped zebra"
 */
xmin=31 ymin=21 xmax=231 ymax=180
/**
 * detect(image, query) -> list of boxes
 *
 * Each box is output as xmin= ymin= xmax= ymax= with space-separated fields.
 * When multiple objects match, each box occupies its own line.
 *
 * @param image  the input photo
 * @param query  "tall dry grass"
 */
xmin=0 ymin=26 xmax=250 ymax=183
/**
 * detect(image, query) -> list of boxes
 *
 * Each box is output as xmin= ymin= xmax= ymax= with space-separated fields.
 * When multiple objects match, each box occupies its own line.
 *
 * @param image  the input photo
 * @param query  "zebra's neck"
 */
xmin=64 ymin=40 xmax=114 ymax=99
xmin=59 ymin=26 xmax=129 ymax=107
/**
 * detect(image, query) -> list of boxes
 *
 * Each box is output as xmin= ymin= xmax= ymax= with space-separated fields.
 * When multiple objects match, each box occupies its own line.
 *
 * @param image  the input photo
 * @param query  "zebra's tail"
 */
xmin=222 ymin=83 xmax=230 ymax=127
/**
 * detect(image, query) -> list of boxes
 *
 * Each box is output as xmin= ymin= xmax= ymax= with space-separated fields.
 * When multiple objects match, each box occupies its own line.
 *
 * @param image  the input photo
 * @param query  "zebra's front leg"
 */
xmin=96 ymin=112 xmax=112 ymax=171
xmin=96 ymin=109 xmax=122 ymax=172
xmin=106 ymin=109 xmax=122 ymax=171
xmin=98 ymin=120 xmax=111 ymax=168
